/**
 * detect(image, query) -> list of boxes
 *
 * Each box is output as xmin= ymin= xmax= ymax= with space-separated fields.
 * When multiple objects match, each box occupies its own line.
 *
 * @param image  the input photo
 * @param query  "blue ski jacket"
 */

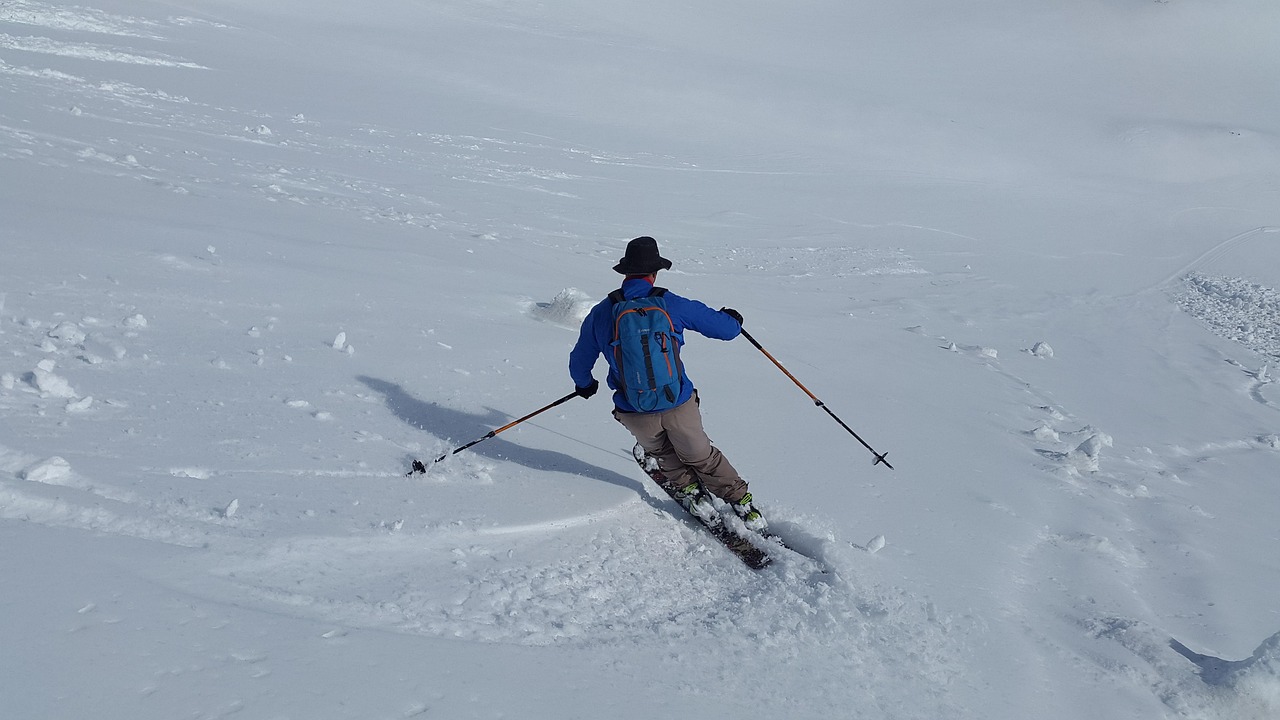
xmin=570 ymin=278 xmax=741 ymax=413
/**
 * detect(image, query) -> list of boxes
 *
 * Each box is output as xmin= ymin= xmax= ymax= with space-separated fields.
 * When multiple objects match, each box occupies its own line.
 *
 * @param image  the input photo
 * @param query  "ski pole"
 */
xmin=739 ymin=328 xmax=894 ymax=470
xmin=407 ymin=390 xmax=581 ymax=475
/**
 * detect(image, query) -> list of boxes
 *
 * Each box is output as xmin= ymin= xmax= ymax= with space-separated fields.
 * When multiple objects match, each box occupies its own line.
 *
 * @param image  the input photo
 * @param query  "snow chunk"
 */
xmin=1068 ymin=433 xmax=1113 ymax=472
xmin=66 ymin=396 xmax=94 ymax=413
xmin=530 ymin=288 xmax=594 ymax=327
xmin=1028 ymin=341 xmax=1054 ymax=358
xmin=222 ymin=498 xmax=240 ymax=518
xmin=26 ymin=361 xmax=78 ymax=398
xmin=170 ymin=467 xmax=211 ymax=480
xmin=123 ymin=313 xmax=148 ymax=329
xmin=332 ymin=331 xmax=348 ymax=350
xmin=19 ymin=456 xmax=73 ymax=485
xmin=47 ymin=321 xmax=86 ymax=344
xmin=1 ymin=373 xmax=14 ymax=390
xmin=1030 ymin=424 xmax=1060 ymax=442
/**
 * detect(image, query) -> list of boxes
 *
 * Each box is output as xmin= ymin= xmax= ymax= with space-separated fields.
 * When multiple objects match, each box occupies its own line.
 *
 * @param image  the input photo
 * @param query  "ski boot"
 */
xmin=733 ymin=492 xmax=768 ymax=532
xmin=673 ymin=481 xmax=721 ymax=527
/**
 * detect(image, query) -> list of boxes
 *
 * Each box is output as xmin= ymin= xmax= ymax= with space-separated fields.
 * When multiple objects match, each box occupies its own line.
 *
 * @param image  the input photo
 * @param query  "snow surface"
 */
xmin=2 ymin=1 xmax=1280 ymax=718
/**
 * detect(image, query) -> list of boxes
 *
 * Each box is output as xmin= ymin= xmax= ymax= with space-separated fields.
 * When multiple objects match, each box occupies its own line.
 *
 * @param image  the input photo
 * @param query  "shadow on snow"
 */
xmin=357 ymin=376 xmax=654 ymax=501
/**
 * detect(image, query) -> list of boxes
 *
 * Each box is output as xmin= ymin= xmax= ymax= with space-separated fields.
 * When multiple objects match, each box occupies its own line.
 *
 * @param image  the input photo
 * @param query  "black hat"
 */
xmin=613 ymin=236 xmax=673 ymax=275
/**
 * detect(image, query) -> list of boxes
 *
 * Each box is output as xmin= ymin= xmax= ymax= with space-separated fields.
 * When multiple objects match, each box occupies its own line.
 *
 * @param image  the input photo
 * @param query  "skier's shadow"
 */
xmin=357 ymin=376 xmax=653 ymax=500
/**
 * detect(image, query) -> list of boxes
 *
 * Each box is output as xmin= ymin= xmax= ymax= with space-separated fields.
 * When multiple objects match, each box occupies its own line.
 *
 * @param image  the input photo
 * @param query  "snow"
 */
xmin=2 ymin=0 xmax=1280 ymax=718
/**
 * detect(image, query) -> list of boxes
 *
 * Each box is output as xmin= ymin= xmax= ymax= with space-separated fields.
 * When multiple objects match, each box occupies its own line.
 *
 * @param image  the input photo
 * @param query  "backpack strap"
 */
xmin=608 ymin=287 xmax=667 ymax=304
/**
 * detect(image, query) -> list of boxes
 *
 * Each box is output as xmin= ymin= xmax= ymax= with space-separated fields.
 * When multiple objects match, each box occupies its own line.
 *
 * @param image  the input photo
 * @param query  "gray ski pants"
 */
xmin=613 ymin=392 xmax=748 ymax=504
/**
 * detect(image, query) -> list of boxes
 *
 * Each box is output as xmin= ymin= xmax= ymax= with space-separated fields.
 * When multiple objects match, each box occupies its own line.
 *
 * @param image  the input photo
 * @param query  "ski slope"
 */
xmin=3 ymin=1 xmax=1279 ymax=718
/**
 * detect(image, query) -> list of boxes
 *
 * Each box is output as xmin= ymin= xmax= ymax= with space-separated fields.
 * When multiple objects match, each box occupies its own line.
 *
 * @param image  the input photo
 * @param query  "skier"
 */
xmin=569 ymin=236 xmax=766 ymax=530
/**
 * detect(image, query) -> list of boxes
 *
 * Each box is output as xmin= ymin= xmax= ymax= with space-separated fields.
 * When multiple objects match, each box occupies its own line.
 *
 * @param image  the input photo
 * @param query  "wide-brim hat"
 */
xmin=613 ymin=236 xmax=673 ymax=275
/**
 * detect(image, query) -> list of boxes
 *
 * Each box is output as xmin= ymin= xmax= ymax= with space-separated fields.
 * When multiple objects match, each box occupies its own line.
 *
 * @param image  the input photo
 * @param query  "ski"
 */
xmin=408 ymin=446 xmax=805 ymax=570
xmin=631 ymin=444 xmax=781 ymax=570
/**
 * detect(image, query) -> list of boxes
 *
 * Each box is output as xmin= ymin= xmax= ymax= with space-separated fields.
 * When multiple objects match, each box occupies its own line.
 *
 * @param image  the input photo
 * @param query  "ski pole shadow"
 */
xmin=357 ymin=376 xmax=654 ymax=500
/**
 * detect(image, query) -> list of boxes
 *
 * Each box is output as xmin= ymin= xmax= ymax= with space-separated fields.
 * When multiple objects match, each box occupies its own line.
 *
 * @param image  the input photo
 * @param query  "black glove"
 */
xmin=575 ymin=379 xmax=599 ymax=399
xmin=720 ymin=307 xmax=743 ymax=326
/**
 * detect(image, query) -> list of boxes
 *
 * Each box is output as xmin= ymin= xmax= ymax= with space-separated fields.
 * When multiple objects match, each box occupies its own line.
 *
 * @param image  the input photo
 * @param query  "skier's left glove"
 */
xmin=575 ymin=379 xmax=599 ymax=399
xmin=720 ymin=307 xmax=744 ymax=326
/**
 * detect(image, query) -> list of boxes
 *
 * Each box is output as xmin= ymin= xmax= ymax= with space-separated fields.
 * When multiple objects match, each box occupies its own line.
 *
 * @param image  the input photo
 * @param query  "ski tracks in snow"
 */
xmin=915 ymin=302 xmax=1280 ymax=717
xmin=205 ymin=493 xmax=973 ymax=717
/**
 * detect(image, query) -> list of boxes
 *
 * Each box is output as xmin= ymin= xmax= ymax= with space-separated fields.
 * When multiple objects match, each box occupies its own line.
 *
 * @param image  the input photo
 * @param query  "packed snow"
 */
xmin=2 ymin=1 xmax=1279 ymax=719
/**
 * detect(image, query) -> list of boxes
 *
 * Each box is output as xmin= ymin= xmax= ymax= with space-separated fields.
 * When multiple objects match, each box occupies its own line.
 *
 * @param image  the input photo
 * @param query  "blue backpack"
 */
xmin=609 ymin=287 xmax=685 ymax=412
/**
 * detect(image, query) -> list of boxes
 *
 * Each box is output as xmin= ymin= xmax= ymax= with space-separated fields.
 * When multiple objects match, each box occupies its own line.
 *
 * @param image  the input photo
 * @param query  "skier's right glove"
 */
xmin=575 ymin=379 xmax=599 ymax=399
xmin=720 ymin=307 xmax=744 ymax=326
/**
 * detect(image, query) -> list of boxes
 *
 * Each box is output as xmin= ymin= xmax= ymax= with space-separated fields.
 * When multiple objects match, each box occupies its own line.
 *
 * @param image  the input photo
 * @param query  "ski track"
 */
xmin=207 ymin=502 xmax=973 ymax=717
xmin=1138 ymin=227 xmax=1280 ymax=299
xmin=914 ymin=311 xmax=1280 ymax=717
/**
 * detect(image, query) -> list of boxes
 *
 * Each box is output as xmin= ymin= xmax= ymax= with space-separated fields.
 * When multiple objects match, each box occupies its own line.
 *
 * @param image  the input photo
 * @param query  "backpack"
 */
xmin=609 ymin=287 xmax=685 ymax=412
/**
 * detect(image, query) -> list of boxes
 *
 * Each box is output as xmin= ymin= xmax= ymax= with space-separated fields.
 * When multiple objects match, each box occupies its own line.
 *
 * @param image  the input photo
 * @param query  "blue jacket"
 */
xmin=570 ymin=278 xmax=741 ymax=413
